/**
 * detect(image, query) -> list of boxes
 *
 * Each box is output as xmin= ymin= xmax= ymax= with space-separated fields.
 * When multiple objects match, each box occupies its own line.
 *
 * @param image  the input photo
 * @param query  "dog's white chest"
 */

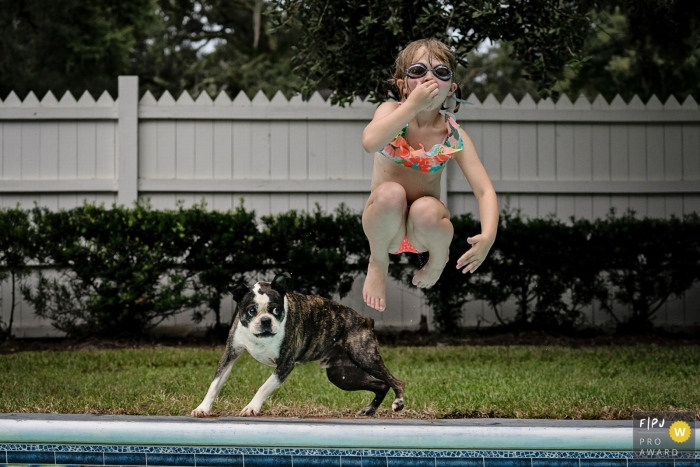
xmin=233 ymin=322 xmax=285 ymax=367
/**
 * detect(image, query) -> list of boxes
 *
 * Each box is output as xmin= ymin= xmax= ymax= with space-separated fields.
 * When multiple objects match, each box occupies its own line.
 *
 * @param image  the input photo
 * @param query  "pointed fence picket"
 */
xmin=0 ymin=77 xmax=699 ymax=336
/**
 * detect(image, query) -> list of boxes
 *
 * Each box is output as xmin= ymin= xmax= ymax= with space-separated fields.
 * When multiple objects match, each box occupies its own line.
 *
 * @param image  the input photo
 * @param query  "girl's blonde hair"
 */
xmin=390 ymin=39 xmax=458 ymax=99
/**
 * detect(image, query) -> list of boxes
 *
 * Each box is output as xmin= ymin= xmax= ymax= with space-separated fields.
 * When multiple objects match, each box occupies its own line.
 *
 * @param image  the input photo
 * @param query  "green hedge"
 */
xmin=13 ymin=202 xmax=367 ymax=338
xmin=391 ymin=209 xmax=700 ymax=334
xmin=0 ymin=202 xmax=697 ymax=338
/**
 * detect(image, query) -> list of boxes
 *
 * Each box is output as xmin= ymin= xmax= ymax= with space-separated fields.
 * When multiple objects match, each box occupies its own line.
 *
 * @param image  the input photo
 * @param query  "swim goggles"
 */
xmin=405 ymin=63 xmax=453 ymax=81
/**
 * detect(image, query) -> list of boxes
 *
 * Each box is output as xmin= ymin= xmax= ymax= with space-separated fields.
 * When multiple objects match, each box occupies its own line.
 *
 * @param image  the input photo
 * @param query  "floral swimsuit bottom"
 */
xmin=378 ymin=110 xmax=464 ymax=173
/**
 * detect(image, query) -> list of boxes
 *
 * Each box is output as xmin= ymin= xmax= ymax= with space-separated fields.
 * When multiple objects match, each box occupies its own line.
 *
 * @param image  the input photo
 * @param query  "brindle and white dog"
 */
xmin=191 ymin=272 xmax=405 ymax=417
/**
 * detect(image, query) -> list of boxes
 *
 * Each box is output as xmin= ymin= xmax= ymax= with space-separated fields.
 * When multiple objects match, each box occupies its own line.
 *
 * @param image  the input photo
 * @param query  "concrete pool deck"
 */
xmin=0 ymin=413 xmax=659 ymax=450
xmin=1 ymin=414 xmax=697 ymax=467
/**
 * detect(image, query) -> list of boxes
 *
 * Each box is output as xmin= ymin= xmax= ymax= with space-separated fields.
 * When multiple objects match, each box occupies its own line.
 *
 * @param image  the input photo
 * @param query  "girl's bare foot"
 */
xmin=363 ymin=256 xmax=389 ymax=311
xmin=412 ymin=253 xmax=448 ymax=288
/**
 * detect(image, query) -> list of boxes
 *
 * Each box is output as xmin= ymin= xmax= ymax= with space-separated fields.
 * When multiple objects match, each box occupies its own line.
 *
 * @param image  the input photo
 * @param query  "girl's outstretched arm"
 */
xmin=452 ymin=128 xmax=499 ymax=274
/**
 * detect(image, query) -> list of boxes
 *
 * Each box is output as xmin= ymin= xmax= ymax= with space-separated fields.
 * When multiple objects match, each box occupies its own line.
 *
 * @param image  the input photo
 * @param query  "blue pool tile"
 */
xmin=195 ymin=454 xmax=244 ymax=467
xmin=484 ymin=458 xmax=530 ymax=467
xmin=104 ymin=452 xmax=147 ymax=465
xmin=436 ymin=458 xmax=483 ymax=467
xmin=341 ymin=456 xmax=363 ymax=467
xmin=243 ymin=455 xmax=292 ymax=467
xmin=362 ymin=457 xmax=387 ymax=467
xmin=580 ymin=460 xmax=626 ymax=467
xmin=56 ymin=451 xmax=104 ymax=465
xmin=7 ymin=450 xmax=55 ymax=464
xmin=148 ymin=453 xmax=195 ymax=466
xmin=388 ymin=457 xmax=434 ymax=467
xmin=533 ymin=460 xmax=578 ymax=467
xmin=293 ymin=456 xmax=341 ymax=467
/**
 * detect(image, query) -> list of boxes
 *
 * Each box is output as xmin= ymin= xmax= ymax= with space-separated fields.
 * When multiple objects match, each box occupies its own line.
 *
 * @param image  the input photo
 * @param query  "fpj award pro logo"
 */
xmin=633 ymin=411 xmax=696 ymax=462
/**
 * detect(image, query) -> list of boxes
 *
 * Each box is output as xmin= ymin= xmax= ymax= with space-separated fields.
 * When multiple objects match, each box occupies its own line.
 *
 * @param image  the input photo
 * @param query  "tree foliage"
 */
xmin=3 ymin=0 xmax=697 ymax=104
xmin=135 ymin=0 xmax=303 ymax=100
xmin=0 ymin=0 xmax=154 ymax=99
xmin=456 ymin=0 xmax=700 ymax=103
xmin=269 ymin=0 xmax=591 ymax=105
xmin=456 ymin=41 xmax=540 ymax=102
xmin=0 ymin=0 xmax=302 ymax=101
xmin=559 ymin=0 xmax=700 ymax=103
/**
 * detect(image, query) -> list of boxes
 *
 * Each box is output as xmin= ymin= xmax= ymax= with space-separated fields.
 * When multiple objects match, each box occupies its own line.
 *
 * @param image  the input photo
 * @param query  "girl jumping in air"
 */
xmin=361 ymin=38 xmax=499 ymax=312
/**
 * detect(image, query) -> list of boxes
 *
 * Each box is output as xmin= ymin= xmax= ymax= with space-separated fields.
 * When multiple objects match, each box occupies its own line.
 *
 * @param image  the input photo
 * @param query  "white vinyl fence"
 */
xmin=1 ymin=76 xmax=699 ymax=337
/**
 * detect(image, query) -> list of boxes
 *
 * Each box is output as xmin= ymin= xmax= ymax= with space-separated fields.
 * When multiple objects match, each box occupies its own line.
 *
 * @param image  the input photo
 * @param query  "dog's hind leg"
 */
xmin=323 ymin=350 xmax=390 ymax=416
xmin=191 ymin=347 xmax=243 ymax=417
xmin=343 ymin=322 xmax=405 ymax=413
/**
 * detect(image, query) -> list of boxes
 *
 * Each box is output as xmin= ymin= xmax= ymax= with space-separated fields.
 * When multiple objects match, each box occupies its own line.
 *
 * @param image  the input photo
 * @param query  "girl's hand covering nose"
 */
xmin=406 ymin=80 xmax=440 ymax=112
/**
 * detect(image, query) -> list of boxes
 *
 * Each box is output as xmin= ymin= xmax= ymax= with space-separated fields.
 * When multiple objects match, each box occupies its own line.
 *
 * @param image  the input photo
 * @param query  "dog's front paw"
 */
xmin=356 ymin=406 xmax=377 ymax=417
xmin=191 ymin=408 xmax=211 ymax=418
xmin=239 ymin=405 xmax=260 ymax=417
xmin=391 ymin=398 xmax=404 ymax=412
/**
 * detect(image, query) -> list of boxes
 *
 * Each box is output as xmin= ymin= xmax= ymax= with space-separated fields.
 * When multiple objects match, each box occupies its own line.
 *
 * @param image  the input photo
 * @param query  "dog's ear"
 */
xmin=271 ymin=272 xmax=292 ymax=295
xmin=227 ymin=282 xmax=250 ymax=304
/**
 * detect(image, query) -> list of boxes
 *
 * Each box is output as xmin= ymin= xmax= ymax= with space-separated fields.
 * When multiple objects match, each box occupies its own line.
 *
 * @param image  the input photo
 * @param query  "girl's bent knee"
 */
xmin=375 ymin=182 xmax=406 ymax=198
xmin=370 ymin=183 xmax=407 ymax=209
xmin=409 ymin=197 xmax=448 ymax=221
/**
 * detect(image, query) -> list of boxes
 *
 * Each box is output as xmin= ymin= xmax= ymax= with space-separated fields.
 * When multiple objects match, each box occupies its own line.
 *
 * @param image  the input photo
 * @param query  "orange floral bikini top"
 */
xmin=379 ymin=107 xmax=464 ymax=173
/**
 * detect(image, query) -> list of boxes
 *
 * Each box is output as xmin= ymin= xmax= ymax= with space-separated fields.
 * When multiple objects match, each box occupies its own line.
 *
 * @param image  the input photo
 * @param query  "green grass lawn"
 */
xmin=1 ymin=345 xmax=698 ymax=419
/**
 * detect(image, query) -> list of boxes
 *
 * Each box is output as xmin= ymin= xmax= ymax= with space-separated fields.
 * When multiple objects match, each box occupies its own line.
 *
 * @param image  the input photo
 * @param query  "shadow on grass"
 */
xmin=2 ymin=323 xmax=698 ymax=355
